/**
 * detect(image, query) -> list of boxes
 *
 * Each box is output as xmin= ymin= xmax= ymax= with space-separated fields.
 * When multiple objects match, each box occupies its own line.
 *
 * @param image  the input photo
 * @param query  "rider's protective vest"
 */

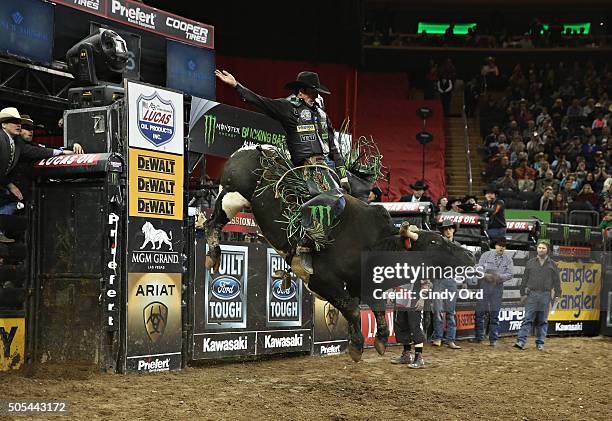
xmin=235 ymin=83 xmax=345 ymax=174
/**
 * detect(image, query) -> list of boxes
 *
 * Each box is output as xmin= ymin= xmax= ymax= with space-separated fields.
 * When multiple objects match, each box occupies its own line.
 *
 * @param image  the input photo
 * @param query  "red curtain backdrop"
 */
xmin=215 ymin=55 xmax=357 ymax=131
xmin=356 ymin=72 xmax=446 ymax=202
xmin=209 ymin=59 xmax=446 ymax=201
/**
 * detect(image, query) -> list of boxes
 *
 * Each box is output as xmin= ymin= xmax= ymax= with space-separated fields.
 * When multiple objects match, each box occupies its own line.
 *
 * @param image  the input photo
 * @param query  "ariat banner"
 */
xmin=125 ymin=273 xmax=182 ymax=372
xmin=312 ymin=298 xmax=348 ymax=356
xmin=549 ymin=261 xmax=602 ymax=322
xmin=0 ymin=318 xmax=25 ymax=371
xmin=128 ymin=148 xmax=183 ymax=220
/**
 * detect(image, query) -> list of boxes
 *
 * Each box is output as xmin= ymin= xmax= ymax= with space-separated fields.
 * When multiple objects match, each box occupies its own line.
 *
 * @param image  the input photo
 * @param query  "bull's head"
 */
xmin=400 ymin=223 xmax=475 ymax=268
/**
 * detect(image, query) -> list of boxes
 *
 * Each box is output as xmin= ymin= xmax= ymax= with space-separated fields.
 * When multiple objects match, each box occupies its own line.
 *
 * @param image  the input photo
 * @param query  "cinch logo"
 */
xmin=271 ymin=279 xmax=297 ymax=301
xmin=11 ymin=11 xmax=23 ymax=25
xmin=202 ymin=336 xmax=247 ymax=352
xmin=203 ymin=114 xmax=216 ymax=146
xmin=137 ymin=92 xmax=175 ymax=147
xmin=211 ymin=277 xmax=241 ymax=300
xmin=310 ymin=205 xmax=332 ymax=226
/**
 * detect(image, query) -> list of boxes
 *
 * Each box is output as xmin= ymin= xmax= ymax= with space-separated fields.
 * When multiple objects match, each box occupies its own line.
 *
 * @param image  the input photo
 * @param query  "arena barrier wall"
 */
xmin=190 ymin=238 xmax=314 ymax=360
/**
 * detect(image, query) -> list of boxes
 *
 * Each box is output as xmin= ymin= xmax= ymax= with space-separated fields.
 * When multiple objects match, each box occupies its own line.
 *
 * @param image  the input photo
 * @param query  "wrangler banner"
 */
xmin=549 ymin=261 xmax=602 ymax=322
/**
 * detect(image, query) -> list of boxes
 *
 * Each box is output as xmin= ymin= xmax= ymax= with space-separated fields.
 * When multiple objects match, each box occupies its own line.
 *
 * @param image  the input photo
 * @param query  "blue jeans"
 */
xmin=517 ymin=291 xmax=551 ymax=346
xmin=474 ymin=281 xmax=504 ymax=342
xmin=487 ymin=227 xmax=506 ymax=241
xmin=432 ymin=279 xmax=458 ymax=343
xmin=0 ymin=202 xmax=17 ymax=236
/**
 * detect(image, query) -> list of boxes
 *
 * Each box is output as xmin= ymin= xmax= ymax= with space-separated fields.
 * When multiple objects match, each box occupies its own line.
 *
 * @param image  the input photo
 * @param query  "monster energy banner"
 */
xmin=191 ymin=238 xmax=313 ymax=360
xmin=188 ymin=96 xmax=287 ymax=157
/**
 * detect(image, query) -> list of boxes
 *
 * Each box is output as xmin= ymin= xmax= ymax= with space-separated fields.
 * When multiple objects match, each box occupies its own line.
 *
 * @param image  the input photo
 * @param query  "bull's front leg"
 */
xmin=372 ymin=309 xmax=389 ymax=356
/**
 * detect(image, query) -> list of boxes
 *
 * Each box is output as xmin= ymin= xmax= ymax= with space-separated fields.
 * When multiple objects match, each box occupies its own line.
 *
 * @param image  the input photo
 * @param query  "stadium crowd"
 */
xmin=472 ymin=59 xmax=612 ymax=227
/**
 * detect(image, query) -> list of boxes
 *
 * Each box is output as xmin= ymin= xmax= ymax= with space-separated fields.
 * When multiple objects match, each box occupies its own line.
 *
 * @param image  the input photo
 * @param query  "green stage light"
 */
xmin=542 ymin=23 xmax=591 ymax=34
xmin=417 ymin=22 xmax=477 ymax=35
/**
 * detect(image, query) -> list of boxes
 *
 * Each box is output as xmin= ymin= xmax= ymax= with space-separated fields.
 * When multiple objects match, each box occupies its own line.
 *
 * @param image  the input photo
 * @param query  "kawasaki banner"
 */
xmin=188 ymin=97 xmax=286 ymax=157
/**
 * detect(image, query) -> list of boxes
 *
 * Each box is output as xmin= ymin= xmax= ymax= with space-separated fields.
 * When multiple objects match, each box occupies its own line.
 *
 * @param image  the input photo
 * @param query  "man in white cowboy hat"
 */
xmin=215 ymin=69 xmax=349 ymax=273
xmin=399 ymin=179 xmax=433 ymax=203
xmin=0 ymin=107 xmax=75 ymax=243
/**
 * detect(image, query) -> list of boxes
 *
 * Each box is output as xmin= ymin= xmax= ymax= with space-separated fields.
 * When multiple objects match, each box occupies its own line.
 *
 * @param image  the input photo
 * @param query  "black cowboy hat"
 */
xmin=284 ymin=71 xmax=331 ymax=95
xmin=446 ymin=196 xmax=463 ymax=210
xmin=409 ymin=180 xmax=429 ymax=191
xmin=483 ymin=184 xmax=499 ymax=195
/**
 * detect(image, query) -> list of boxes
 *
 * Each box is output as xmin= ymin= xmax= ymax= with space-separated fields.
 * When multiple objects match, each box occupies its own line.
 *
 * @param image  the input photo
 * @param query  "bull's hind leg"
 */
xmin=308 ymin=275 xmax=364 ymax=362
xmin=372 ymin=309 xmax=390 ymax=356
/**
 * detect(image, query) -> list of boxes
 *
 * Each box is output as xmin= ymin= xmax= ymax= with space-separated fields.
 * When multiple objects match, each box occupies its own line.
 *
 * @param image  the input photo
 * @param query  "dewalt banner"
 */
xmin=128 ymin=148 xmax=183 ymax=220
xmin=549 ymin=261 xmax=602 ymax=321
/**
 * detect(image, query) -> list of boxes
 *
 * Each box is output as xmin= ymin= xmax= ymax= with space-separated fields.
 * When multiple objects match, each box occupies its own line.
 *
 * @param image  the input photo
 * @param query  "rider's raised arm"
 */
xmin=235 ymin=83 xmax=292 ymax=125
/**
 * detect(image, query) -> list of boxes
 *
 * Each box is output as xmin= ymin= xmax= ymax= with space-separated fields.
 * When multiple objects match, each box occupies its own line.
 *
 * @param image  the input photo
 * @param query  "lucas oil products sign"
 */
xmin=127 ymin=80 xmax=184 ymax=155
xmin=205 ymin=245 xmax=248 ymax=329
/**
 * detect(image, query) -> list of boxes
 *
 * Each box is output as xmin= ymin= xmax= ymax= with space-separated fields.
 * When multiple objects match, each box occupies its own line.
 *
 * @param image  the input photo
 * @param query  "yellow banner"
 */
xmin=549 ymin=262 xmax=601 ymax=321
xmin=0 ymin=318 xmax=25 ymax=371
xmin=129 ymin=148 xmax=184 ymax=220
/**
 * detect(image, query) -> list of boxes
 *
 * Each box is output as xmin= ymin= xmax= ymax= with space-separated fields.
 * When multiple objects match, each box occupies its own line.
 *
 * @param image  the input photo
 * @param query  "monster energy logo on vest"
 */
xmin=310 ymin=205 xmax=332 ymax=226
xmin=203 ymin=114 xmax=216 ymax=146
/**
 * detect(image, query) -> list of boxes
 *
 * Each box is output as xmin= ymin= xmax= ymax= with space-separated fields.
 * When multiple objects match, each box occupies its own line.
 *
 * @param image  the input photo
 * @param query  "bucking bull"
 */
xmin=205 ymin=146 xmax=475 ymax=361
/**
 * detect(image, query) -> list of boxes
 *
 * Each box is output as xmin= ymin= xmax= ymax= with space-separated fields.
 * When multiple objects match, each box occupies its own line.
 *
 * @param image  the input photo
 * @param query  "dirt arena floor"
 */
xmin=2 ymin=336 xmax=611 ymax=420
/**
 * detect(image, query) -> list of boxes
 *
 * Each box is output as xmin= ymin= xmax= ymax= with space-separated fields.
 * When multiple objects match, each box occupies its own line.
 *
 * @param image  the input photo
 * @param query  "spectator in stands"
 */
xmin=552 ymin=192 xmax=569 ymax=223
xmin=437 ymin=196 xmax=448 ymax=212
xmin=535 ymin=169 xmax=560 ymax=194
xmin=481 ymin=57 xmax=499 ymax=78
xmin=539 ymin=187 xmax=555 ymax=210
xmin=436 ymin=76 xmax=453 ymax=117
xmin=471 ymin=238 xmax=514 ymax=346
xmin=431 ymin=220 xmax=462 ymax=349
xmin=475 ymin=185 xmax=506 ymax=242
xmin=0 ymin=108 xmax=74 ymax=243
xmin=515 ymin=240 xmax=561 ymax=351
xmin=399 ymin=180 xmax=433 ymax=203
xmin=560 ymin=177 xmax=577 ymax=204
xmin=515 ymin=159 xmax=537 ymax=190
xmin=449 ymin=197 xmax=463 ymax=213
xmin=575 ymin=183 xmax=599 ymax=209
xmin=485 ymin=125 xmax=501 ymax=146
xmin=495 ymin=168 xmax=518 ymax=194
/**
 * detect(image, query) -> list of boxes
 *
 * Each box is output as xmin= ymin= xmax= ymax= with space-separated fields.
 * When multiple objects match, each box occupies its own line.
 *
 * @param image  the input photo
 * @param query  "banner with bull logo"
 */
xmin=125 ymin=81 xmax=185 ymax=372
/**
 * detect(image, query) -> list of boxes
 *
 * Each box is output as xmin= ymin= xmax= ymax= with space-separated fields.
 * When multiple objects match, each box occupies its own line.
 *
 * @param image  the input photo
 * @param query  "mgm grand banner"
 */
xmin=188 ymin=96 xmax=287 ymax=157
xmin=125 ymin=80 xmax=185 ymax=373
xmin=191 ymin=238 xmax=313 ymax=360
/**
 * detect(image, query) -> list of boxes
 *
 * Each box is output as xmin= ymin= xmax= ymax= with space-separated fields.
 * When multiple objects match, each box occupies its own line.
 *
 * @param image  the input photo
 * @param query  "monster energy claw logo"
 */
xmin=563 ymin=225 xmax=570 ymax=241
xmin=310 ymin=205 xmax=332 ymax=226
xmin=203 ymin=114 xmax=216 ymax=146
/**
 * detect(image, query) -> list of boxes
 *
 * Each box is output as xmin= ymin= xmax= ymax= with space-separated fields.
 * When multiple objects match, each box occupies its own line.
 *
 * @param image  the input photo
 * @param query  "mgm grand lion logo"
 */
xmin=324 ymin=302 xmax=339 ymax=335
xmin=144 ymin=301 xmax=168 ymax=342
